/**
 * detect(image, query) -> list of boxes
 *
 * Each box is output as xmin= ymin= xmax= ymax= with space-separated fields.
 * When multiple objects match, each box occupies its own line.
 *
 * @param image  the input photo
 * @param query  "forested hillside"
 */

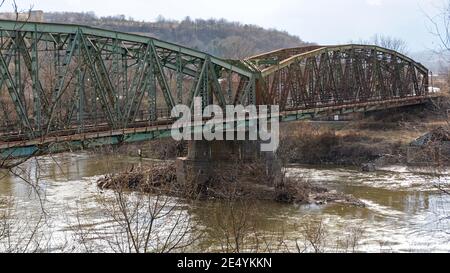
xmin=44 ymin=12 xmax=310 ymax=59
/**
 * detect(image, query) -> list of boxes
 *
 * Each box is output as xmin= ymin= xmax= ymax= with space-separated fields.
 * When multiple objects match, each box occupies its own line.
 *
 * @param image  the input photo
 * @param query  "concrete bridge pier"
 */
xmin=176 ymin=139 xmax=282 ymax=190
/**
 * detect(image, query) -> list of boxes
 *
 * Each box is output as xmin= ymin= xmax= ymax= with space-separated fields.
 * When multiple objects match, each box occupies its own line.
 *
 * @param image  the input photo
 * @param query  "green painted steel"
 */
xmin=0 ymin=19 xmax=256 ymax=144
xmin=0 ymin=20 xmax=254 ymax=77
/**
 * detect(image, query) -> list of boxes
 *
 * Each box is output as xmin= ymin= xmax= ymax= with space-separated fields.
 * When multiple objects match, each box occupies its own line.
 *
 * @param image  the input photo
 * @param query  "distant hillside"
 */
xmin=411 ymin=50 xmax=450 ymax=75
xmin=43 ymin=12 xmax=311 ymax=59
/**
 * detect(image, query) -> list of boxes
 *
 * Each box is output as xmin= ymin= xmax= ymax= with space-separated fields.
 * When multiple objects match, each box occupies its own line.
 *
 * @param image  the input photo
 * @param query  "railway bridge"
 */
xmin=0 ymin=20 xmax=435 ymax=163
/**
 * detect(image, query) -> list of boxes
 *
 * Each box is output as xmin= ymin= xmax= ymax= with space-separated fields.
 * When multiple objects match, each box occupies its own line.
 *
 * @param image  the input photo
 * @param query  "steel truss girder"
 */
xmin=0 ymin=20 xmax=254 ymax=77
xmin=0 ymin=20 xmax=255 ymax=142
xmin=0 ymin=49 xmax=34 ymax=136
xmin=253 ymin=45 xmax=429 ymax=111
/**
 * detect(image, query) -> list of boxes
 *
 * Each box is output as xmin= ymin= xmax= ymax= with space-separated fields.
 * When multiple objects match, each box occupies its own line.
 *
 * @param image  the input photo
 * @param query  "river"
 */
xmin=0 ymin=152 xmax=449 ymax=253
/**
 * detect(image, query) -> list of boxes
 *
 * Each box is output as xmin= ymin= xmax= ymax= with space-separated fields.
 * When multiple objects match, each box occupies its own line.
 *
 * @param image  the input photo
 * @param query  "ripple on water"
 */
xmin=287 ymin=165 xmax=450 ymax=192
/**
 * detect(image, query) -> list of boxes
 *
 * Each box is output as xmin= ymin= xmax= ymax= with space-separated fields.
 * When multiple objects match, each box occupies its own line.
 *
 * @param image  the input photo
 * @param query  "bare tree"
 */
xmin=425 ymin=0 xmax=450 ymax=91
xmin=72 ymin=180 xmax=199 ymax=253
xmin=372 ymin=34 xmax=409 ymax=54
xmin=0 ymin=198 xmax=49 ymax=253
xmin=214 ymin=36 xmax=257 ymax=59
xmin=356 ymin=34 xmax=409 ymax=54
xmin=210 ymin=199 xmax=257 ymax=253
xmin=421 ymin=1 xmax=450 ymax=197
xmin=426 ymin=0 xmax=450 ymax=53
xmin=295 ymin=218 xmax=328 ymax=253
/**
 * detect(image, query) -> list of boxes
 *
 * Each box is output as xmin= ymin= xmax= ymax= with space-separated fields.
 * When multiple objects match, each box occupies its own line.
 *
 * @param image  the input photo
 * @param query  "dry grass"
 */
xmin=279 ymin=99 xmax=450 ymax=167
xmin=141 ymin=139 xmax=187 ymax=160
xmin=275 ymin=178 xmax=319 ymax=204
xmin=279 ymin=122 xmax=401 ymax=166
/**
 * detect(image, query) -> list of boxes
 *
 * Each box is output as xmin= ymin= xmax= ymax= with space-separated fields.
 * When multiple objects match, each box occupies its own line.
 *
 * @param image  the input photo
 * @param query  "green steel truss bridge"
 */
xmin=0 ymin=20 xmax=433 ymax=159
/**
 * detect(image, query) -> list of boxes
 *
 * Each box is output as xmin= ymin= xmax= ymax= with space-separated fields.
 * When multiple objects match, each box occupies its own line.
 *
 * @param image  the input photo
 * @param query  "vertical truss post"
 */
xmin=14 ymin=33 xmax=25 ymax=114
xmin=112 ymin=37 xmax=121 ymax=121
xmin=348 ymin=48 xmax=358 ymax=101
xmin=121 ymin=52 xmax=128 ymax=109
xmin=31 ymin=28 xmax=41 ymax=134
xmin=124 ymin=43 xmax=151 ymax=125
xmin=393 ymin=54 xmax=401 ymax=98
xmin=227 ymin=69 xmax=233 ymax=104
xmin=93 ymin=86 xmax=98 ymax=126
xmin=130 ymin=61 xmax=152 ymax=123
xmin=148 ymin=58 xmax=157 ymax=121
xmin=248 ymin=75 xmax=256 ymax=105
xmin=236 ymin=75 xmax=255 ymax=106
xmin=149 ymin=41 xmax=175 ymax=110
xmin=208 ymin=62 xmax=226 ymax=108
xmin=331 ymin=51 xmax=343 ymax=102
xmin=46 ymin=31 xmax=80 ymax=134
xmin=411 ymin=65 xmax=420 ymax=96
xmin=76 ymin=67 xmax=85 ymax=133
xmin=0 ymin=51 xmax=34 ymax=137
xmin=53 ymin=37 xmax=60 ymax=122
xmin=200 ymin=57 xmax=210 ymax=109
xmin=53 ymin=37 xmax=60 ymax=82
xmin=176 ymin=51 xmax=183 ymax=104
xmin=76 ymin=37 xmax=85 ymax=133
xmin=382 ymin=53 xmax=389 ymax=99
xmin=0 ymin=37 xmax=13 ymax=127
xmin=0 ymin=39 xmax=13 ymax=122
xmin=80 ymin=32 xmax=117 ymax=128
xmin=189 ymin=60 xmax=207 ymax=109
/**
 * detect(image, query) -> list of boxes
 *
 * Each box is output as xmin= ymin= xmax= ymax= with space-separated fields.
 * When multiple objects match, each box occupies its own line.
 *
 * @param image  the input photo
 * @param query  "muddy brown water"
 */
xmin=0 ymin=152 xmax=449 ymax=253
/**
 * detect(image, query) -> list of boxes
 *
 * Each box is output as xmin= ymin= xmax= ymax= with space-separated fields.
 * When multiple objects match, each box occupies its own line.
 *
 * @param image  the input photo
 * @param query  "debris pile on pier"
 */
xmin=97 ymin=163 xmax=177 ymax=193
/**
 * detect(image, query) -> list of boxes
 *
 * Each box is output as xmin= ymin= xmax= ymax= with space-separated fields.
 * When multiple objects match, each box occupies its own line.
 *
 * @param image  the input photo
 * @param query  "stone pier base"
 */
xmin=176 ymin=140 xmax=281 ymax=188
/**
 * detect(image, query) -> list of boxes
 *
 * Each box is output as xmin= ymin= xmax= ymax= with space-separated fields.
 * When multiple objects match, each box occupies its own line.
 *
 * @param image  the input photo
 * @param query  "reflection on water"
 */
xmin=1 ymin=153 xmax=450 ymax=253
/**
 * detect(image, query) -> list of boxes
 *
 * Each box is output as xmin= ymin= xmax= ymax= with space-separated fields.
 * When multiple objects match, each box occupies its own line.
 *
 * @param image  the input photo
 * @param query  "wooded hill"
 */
xmin=44 ymin=12 xmax=311 ymax=59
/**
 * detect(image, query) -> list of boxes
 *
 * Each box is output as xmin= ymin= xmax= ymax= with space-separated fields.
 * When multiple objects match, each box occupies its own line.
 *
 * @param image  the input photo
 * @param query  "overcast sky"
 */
xmin=0 ymin=0 xmax=447 ymax=52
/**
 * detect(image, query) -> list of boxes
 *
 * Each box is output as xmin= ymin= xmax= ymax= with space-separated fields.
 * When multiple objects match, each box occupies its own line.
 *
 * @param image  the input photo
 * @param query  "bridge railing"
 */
xmin=0 ymin=108 xmax=173 ymax=142
xmin=282 ymin=93 xmax=432 ymax=111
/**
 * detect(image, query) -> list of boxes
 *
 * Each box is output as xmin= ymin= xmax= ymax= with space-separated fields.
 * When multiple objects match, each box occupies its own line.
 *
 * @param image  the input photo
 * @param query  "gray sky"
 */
xmin=1 ymin=0 xmax=447 ymax=52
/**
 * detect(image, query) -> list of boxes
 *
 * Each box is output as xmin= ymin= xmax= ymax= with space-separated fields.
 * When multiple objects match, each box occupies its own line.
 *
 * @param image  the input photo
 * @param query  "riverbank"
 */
xmin=279 ymin=103 xmax=449 ymax=168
